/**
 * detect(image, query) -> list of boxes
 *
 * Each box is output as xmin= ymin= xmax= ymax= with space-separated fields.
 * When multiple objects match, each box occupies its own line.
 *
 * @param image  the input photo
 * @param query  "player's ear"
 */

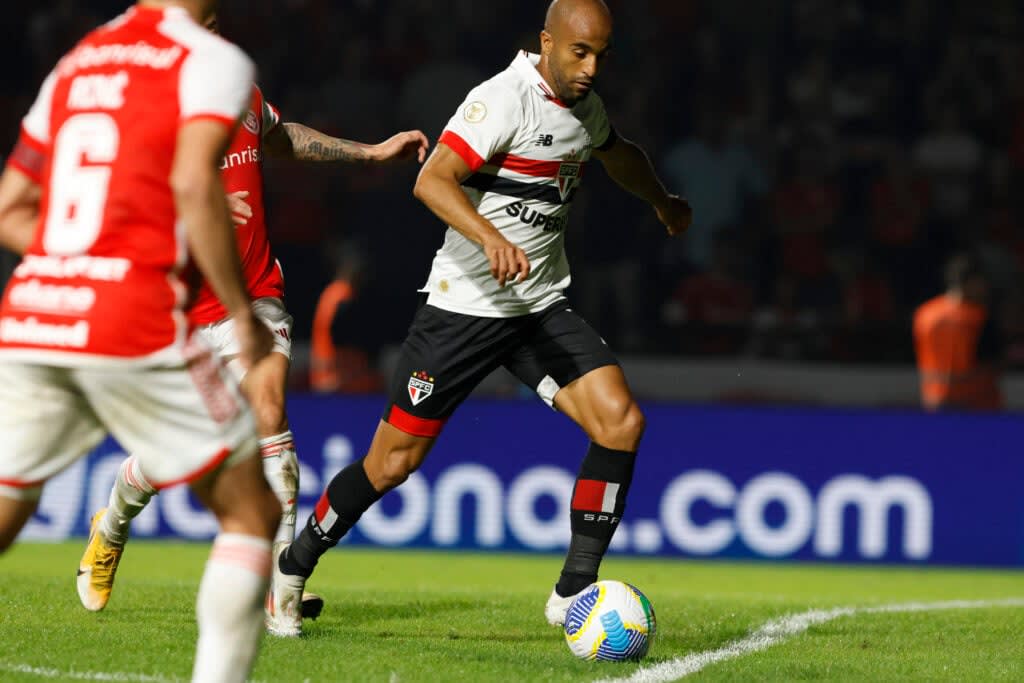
xmin=540 ymin=30 xmax=553 ymax=56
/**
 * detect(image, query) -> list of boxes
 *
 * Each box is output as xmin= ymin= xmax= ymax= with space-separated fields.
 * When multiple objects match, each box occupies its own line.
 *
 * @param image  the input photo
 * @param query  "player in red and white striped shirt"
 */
xmin=74 ymin=12 xmax=429 ymax=639
xmin=0 ymin=2 xmax=279 ymax=681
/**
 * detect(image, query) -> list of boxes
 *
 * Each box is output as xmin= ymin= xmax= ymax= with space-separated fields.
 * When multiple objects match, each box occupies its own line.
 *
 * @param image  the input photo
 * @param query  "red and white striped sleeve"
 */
xmin=7 ymin=69 xmax=58 ymax=182
xmin=438 ymin=81 xmax=521 ymax=173
xmin=178 ymin=37 xmax=255 ymax=129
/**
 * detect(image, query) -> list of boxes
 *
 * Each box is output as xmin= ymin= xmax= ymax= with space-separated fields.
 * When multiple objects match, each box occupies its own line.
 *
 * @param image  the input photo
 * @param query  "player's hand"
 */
xmin=232 ymin=309 xmax=273 ymax=371
xmin=373 ymin=130 xmax=430 ymax=164
xmin=655 ymin=195 xmax=692 ymax=237
xmin=483 ymin=236 xmax=530 ymax=287
xmin=226 ymin=191 xmax=252 ymax=226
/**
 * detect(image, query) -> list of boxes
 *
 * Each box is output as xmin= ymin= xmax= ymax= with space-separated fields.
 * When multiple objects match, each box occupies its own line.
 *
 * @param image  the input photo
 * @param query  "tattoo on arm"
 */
xmin=281 ymin=122 xmax=372 ymax=163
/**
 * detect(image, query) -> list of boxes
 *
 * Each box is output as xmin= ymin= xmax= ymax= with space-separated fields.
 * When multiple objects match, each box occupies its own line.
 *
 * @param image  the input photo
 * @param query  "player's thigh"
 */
xmin=190 ymin=447 xmax=277 ymax=536
xmin=240 ymin=346 xmax=290 ymax=403
xmin=504 ymin=304 xmax=641 ymax=448
xmin=239 ymin=351 xmax=290 ymax=435
xmin=381 ymin=304 xmax=517 ymax=439
xmin=503 ymin=302 xmax=621 ymax=411
xmin=0 ymin=496 xmax=39 ymax=551
xmin=0 ymin=363 xmax=106 ymax=500
xmin=196 ymin=297 xmax=293 ymax=382
xmin=75 ymin=343 xmax=257 ymax=490
xmin=553 ymin=365 xmax=644 ymax=448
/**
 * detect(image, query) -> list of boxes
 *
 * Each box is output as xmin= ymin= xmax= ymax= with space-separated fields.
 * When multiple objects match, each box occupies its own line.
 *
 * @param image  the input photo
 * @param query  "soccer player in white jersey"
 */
xmin=269 ymin=0 xmax=692 ymax=634
xmin=0 ymin=1 xmax=279 ymax=680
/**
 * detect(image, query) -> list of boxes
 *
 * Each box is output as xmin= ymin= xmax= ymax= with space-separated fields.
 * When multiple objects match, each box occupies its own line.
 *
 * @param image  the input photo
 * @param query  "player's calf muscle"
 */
xmin=365 ymin=431 xmax=432 ymax=491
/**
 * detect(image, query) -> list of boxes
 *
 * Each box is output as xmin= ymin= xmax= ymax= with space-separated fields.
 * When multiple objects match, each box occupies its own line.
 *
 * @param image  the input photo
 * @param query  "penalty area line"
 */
xmin=592 ymin=597 xmax=1024 ymax=683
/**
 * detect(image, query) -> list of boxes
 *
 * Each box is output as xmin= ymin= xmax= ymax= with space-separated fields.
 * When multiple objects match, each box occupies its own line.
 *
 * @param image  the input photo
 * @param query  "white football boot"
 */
xmin=545 ymin=587 xmax=580 ymax=626
xmin=265 ymin=543 xmax=306 ymax=637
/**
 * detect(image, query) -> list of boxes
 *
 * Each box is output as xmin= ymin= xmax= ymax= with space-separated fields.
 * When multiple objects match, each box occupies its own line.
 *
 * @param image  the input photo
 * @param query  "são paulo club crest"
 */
xmin=408 ymin=371 xmax=435 ymax=406
xmin=557 ymin=149 xmax=583 ymax=201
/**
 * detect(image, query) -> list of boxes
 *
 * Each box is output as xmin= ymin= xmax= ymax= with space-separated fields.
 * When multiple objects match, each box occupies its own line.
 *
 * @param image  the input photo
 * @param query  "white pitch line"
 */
xmin=593 ymin=598 xmax=1024 ymax=683
xmin=0 ymin=663 xmax=179 ymax=682
xmin=0 ymin=662 xmax=270 ymax=683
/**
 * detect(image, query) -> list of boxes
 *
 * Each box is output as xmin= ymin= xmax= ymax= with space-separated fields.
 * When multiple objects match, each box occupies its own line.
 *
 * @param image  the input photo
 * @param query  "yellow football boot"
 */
xmin=76 ymin=508 xmax=125 ymax=612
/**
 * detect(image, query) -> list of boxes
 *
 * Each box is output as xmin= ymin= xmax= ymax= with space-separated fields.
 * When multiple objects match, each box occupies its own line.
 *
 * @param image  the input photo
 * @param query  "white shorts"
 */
xmin=195 ymin=297 xmax=293 ymax=380
xmin=0 ymin=340 xmax=257 ymax=500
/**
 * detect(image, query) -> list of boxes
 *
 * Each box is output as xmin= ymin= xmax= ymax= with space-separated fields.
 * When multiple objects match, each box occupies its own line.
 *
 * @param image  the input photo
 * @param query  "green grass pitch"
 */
xmin=1 ymin=542 xmax=1023 ymax=682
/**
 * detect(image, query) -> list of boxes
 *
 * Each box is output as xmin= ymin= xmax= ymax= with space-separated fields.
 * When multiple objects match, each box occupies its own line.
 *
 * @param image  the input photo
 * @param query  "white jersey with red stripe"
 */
xmin=0 ymin=6 xmax=254 ymax=367
xmin=423 ymin=51 xmax=613 ymax=318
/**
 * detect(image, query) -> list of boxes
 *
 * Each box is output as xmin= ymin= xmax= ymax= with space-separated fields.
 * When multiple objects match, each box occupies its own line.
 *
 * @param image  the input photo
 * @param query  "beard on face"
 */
xmin=552 ymin=67 xmax=592 ymax=107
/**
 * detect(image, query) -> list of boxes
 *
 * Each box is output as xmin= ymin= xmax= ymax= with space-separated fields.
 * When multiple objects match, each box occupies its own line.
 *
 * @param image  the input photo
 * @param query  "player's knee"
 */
xmin=622 ymin=402 xmax=646 ymax=442
xmin=592 ymin=398 xmax=645 ymax=451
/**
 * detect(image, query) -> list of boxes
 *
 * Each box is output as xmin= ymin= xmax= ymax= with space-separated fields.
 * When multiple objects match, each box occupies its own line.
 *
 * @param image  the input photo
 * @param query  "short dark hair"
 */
xmin=944 ymin=252 xmax=984 ymax=290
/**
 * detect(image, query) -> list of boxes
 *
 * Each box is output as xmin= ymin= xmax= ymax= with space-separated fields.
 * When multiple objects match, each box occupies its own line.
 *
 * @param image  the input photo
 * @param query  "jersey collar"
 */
xmin=128 ymin=4 xmax=191 ymax=22
xmin=511 ymin=51 xmax=569 ymax=109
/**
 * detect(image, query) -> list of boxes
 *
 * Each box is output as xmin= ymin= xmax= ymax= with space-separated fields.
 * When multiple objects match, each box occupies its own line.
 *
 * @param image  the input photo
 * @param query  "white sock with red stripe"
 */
xmin=259 ymin=431 xmax=299 ymax=546
xmin=100 ymin=455 xmax=156 ymax=546
xmin=192 ymin=533 xmax=271 ymax=683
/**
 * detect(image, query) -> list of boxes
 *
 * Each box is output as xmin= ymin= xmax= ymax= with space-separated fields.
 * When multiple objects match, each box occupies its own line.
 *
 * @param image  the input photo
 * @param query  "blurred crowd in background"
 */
xmin=2 ymin=0 xmax=1024 ymax=377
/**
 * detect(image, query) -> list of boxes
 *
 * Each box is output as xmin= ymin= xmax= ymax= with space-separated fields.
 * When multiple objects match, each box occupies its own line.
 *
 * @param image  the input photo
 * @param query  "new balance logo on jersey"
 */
xmin=534 ymin=134 xmax=554 ymax=147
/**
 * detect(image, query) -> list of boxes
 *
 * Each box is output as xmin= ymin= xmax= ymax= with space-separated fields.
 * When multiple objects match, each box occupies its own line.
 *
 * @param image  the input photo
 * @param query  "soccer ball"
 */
xmin=563 ymin=580 xmax=656 ymax=662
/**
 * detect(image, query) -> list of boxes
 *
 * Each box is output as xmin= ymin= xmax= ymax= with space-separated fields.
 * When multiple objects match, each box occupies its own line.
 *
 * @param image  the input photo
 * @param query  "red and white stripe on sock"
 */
xmin=312 ymin=490 xmax=340 ymax=538
xmin=208 ymin=533 xmax=272 ymax=579
xmin=572 ymin=479 xmax=621 ymax=513
xmin=258 ymin=431 xmax=295 ymax=460
xmin=122 ymin=455 xmax=156 ymax=495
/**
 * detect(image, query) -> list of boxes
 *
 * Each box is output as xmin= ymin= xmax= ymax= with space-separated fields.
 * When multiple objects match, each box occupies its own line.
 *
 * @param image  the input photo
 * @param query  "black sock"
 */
xmin=279 ymin=458 xmax=383 ymax=578
xmin=555 ymin=443 xmax=636 ymax=597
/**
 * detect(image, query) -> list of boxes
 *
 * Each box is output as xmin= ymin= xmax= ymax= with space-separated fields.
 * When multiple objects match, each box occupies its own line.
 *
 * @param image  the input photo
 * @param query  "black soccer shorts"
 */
xmin=382 ymin=299 xmax=619 ymax=437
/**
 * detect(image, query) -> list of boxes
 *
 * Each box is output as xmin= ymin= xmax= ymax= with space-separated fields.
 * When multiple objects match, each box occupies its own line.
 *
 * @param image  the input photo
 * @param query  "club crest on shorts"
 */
xmin=408 ymin=371 xmax=435 ymax=406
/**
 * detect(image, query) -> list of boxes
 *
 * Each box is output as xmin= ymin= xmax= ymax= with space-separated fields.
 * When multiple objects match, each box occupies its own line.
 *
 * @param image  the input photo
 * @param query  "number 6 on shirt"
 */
xmin=44 ymin=113 xmax=119 ymax=256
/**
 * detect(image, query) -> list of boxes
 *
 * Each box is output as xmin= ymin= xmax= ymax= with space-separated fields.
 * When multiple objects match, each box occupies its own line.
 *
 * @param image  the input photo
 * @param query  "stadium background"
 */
xmin=2 ymin=1 xmax=1023 ymax=568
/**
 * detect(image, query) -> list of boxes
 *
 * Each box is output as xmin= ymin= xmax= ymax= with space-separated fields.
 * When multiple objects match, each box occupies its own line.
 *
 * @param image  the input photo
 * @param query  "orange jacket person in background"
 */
xmin=913 ymin=252 xmax=1003 ymax=411
xmin=310 ymin=242 xmax=383 ymax=393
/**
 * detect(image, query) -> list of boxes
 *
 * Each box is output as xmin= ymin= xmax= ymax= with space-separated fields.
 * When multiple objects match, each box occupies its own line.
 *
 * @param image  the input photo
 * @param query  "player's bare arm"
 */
xmin=172 ymin=119 xmax=271 ymax=369
xmin=414 ymin=143 xmax=531 ymax=287
xmin=593 ymin=136 xmax=692 ymax=236
xmin=264 ymin=123 xmax=429 ymax=164
xmin=0 ymin=167 xmax=41 ymax=255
